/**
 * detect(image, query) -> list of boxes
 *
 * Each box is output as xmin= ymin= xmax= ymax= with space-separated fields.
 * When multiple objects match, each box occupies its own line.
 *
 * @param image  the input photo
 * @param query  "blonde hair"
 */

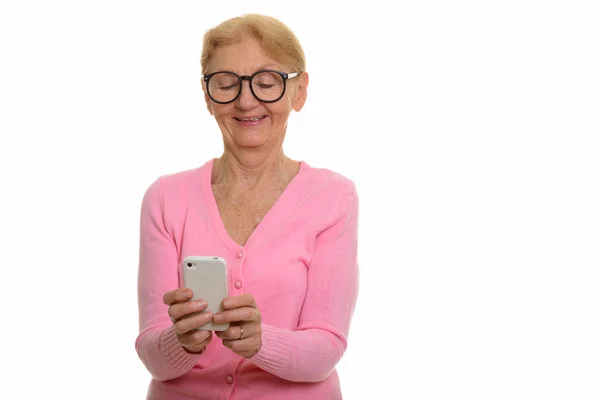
xmin=200 ymin=14 xmax=306 ymax=75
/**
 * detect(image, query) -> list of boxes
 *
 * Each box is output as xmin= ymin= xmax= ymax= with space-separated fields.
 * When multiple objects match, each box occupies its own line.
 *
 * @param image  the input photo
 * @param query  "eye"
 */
xmin=218 ymin=84 xmax=238 ymax=91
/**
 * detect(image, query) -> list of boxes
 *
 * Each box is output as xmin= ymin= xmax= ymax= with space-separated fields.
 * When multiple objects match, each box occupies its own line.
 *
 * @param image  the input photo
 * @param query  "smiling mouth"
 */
xmin=234 ymin=115 xmax=267 ymax=122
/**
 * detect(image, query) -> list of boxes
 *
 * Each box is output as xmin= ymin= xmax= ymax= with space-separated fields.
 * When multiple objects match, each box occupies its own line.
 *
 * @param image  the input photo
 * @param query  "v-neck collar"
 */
xmin=200 ymin=158 xmax=310 ymax=252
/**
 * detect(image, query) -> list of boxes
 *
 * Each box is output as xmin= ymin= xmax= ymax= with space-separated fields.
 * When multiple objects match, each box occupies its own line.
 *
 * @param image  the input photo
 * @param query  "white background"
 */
xmin=1 ymin=1 xmax=599 ymax=399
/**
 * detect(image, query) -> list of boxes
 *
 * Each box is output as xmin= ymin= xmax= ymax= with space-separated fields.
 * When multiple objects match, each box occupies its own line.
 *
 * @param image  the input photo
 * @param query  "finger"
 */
xmin=168 ymin=299 xmax=207 ymax=321
xmin=214 ymin=307 xmax=260 ymax=324
xmin=180 ymin=329 xmax=212 ymax=345
xmin=216 ymin=323 xmax=260 ymax=341
xmin=174 ymin=310 xmax=214 ymax=334
xmin=180 ymin=330 xmax=213 ymax=353
xmin=222 ymin=293 xmax=257 ymax=310
xmin=222 ymin=336 xmax=257 ymax=353
xmin=163 ymin=288 xmax=192 ymax=306
xmin=180 ymin=329 xmax=212 ymax=347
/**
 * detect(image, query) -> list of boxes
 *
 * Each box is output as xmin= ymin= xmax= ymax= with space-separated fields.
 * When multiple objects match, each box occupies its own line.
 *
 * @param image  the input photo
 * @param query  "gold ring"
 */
xmin=239 ymin=324 xmax=244 ymax=340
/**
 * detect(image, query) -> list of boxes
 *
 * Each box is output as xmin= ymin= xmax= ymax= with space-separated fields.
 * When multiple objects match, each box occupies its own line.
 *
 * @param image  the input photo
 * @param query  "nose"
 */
xmin=236 ymin=79 xmax=259 ymax=109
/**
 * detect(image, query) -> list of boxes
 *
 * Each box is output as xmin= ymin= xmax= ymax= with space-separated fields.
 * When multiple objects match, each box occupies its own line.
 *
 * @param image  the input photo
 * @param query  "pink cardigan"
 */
xmin=135 ymin=159 xmax=359 ymax=400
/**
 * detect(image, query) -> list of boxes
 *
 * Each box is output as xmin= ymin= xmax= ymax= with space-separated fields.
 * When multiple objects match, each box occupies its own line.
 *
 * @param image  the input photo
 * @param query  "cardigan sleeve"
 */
xmin=249 ymin=184 xmax=360 ymax=382
xmin=134 ymin=177 xmax=201 ymax=381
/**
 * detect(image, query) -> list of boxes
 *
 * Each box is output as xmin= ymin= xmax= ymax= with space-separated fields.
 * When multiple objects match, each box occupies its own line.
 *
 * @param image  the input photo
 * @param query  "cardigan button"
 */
xmin=226 ymin=375 xmax=234 ymax=384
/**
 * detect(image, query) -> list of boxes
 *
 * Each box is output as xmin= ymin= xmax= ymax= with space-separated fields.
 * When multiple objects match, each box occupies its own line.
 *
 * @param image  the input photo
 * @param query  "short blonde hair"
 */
xmin=200 ymin=14 xmax=306 ymax=75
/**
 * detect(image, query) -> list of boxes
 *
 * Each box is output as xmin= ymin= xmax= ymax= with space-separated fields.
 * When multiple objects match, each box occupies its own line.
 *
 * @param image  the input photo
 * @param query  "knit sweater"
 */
xmin=135 ymin=158 xmax=359 ymax=400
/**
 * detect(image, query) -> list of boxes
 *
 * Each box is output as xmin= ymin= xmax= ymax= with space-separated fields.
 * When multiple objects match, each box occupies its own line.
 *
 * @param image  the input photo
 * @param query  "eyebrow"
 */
xmin=211 ymin=64 xmax=285 ymax=75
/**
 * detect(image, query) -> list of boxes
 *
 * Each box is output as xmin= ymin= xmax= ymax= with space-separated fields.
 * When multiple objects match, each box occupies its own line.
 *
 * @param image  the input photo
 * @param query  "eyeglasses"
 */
xmin=202 ymin=70 xmax=300 ymax=104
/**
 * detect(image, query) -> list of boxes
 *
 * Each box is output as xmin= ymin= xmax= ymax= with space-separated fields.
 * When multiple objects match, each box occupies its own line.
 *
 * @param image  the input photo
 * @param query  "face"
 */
xmin=203 ymin=36 xmax=308 ymax=152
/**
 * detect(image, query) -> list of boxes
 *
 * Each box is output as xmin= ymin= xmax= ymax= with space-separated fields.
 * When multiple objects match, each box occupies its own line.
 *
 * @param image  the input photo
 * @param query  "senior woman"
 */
xmin=135 ymin=14 xmax=359 ymax=400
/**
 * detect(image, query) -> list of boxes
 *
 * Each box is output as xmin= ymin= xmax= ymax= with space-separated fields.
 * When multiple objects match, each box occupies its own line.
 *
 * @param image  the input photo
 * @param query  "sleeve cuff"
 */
xmin=159 ymin=325 xmax=201 ymax=372
xmin=248 ymin=323 xmax=291 ymax=372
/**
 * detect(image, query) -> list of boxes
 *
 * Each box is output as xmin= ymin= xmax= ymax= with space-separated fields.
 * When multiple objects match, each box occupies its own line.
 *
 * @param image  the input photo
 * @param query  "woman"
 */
xmin=135 ymin=14 xmax=359 ymax=400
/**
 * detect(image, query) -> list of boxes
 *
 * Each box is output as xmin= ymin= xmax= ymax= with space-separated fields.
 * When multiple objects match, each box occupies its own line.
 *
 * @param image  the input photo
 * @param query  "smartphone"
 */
xmin=181 ymin=256 xmax=230 ymax=331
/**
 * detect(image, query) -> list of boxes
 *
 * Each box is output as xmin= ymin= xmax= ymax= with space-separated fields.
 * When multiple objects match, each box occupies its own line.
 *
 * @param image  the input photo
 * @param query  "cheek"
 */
xmin=212 ymin=106 xmax=233 ymax=121
xmin=267 ymin=104 xmax=292 ymax=122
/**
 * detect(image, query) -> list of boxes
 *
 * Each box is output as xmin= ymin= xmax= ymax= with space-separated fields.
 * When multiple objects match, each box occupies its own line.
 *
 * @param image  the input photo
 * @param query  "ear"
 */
xmin=202 ymin=81 xmax=214 ymax=116
xmin=291 ymin=72 xmax=309 ymax=112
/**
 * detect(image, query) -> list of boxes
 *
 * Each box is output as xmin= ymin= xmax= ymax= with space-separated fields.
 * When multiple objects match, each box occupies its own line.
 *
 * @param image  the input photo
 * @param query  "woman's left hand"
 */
xmin=214 ymin=293 xmax=263 ymax=358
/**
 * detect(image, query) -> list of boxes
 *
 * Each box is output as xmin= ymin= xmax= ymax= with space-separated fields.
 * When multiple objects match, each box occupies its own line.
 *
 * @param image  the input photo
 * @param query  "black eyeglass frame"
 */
xmin=202 ymin=70 xmax=300 ymax=104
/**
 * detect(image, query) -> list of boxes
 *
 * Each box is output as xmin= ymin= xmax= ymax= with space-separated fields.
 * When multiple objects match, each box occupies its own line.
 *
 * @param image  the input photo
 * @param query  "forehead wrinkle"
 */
xmin=211 ymin=59 xmax=283 ymax=75
xmin=219 ymin=64 xmax=285 ymax=75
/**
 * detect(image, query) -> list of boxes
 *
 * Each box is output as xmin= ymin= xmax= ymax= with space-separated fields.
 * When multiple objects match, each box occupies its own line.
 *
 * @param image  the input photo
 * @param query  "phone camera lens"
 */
xmin=187 ymin=262 xmax=192 ymax=267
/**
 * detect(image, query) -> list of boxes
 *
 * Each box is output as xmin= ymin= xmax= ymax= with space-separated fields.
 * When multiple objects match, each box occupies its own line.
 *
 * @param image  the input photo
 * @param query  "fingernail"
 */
xmin=223 ymin=300 xmax=232 ymax=308
xmin=213 ymin=314 xmax=223 ymax=322
xmin=195 ymin=300 xmax=206 ymax=309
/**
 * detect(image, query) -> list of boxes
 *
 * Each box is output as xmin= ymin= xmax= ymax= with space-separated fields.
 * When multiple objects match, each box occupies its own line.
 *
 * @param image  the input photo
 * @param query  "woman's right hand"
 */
xmin=163 ymin=288 xmax=214 ymax=354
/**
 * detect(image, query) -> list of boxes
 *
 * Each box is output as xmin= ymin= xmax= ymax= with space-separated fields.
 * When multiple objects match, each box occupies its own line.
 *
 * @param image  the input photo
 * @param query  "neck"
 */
xmin=212 ymin=147 xmax=298 ymax=189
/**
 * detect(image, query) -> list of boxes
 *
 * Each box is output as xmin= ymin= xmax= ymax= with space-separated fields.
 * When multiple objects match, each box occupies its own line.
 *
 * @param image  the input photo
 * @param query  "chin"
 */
xmin=232 ymin=131 xmax=271 ymax=148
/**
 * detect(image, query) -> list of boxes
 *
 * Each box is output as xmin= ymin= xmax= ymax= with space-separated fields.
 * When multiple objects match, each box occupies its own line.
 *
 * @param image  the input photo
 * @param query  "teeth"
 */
xmin=239 ymin=116 xmax=262 ymax=121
